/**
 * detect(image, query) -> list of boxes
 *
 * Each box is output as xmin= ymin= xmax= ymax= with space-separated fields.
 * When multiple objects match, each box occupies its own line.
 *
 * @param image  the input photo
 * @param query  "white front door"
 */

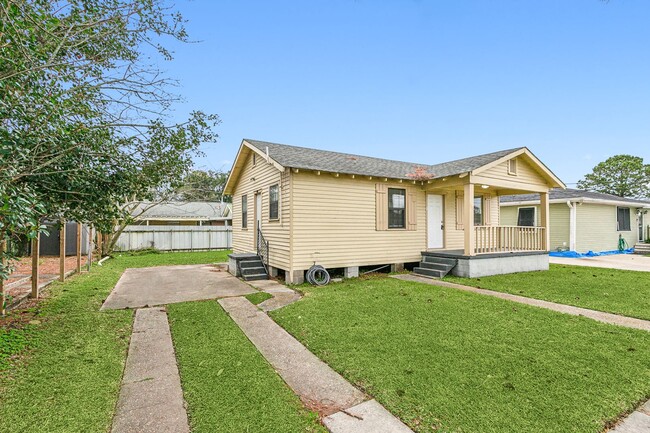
xmin=639 ymin=212 xmax=645 ymax=243
xmin=427 ymin=194 xmax=444 ymax=249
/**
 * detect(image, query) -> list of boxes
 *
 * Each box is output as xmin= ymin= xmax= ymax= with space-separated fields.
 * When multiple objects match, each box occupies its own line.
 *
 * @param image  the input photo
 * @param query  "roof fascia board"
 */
xmin=500 ymin=198 xmax=650 ymax=208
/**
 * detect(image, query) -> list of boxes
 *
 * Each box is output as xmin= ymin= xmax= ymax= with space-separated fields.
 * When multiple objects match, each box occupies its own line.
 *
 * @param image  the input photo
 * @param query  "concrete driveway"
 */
xmin=101 ymin=263 xmax=255 ymax=310
xmin=550 ymin=254 xmax=650 ymax=272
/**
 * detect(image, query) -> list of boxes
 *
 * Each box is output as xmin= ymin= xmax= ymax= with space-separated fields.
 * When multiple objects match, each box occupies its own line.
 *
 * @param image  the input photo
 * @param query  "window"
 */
xmin=388 ymin=188 xmax=406 ymax=228
xmin=508 ymin=158 xmax=518 ymax=175
xmin=474 ymin=196 xmax=483 ymax=225
xmin=241 ymin=195 xmax=248 ymax=228
xmin=252 ymin=154 xmax=257 ymax=166
xmin=269 ymin=184 xmax=279 ymax=220
xmin=617 ymin=207 xmax=631 ymax=231
xmin=517 ymin=207 xmax=536 ymax=227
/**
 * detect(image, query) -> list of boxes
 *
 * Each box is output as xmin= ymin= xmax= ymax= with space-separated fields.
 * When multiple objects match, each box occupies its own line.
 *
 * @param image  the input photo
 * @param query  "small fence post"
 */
xmin=31 ymin=232 xmax=40 ymax=298
xmin=76 ymin=222 xmax=82 ymax=273
xmin=1 ymin=239 xmax=6 ymax=316
xmin=87 ymin=226 xmax=93 ymax=272
xmin=59 ymin=219 xmax=66 ymax=282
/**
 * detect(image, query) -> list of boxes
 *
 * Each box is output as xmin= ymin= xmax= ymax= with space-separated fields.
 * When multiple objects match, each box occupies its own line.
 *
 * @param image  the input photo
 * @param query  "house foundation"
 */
xmin=344 ymin=266 xmax=359 ymax=278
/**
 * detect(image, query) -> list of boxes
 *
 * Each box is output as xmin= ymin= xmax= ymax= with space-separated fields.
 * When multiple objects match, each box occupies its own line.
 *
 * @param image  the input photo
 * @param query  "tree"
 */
xmin=577 ymin=155 xmax=650 ymax=199
xmin=175 ymin=170 xmax=230 ymax=202
xmin=0 ymin=0 xmax=219 ymax=280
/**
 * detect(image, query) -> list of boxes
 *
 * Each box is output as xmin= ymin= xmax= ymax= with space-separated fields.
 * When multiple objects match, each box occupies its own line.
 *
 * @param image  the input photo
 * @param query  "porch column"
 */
xmin=540 ymin=191 xmax=550 ymax=251
xmin=463 ymin=183 xmax=475 ymax=256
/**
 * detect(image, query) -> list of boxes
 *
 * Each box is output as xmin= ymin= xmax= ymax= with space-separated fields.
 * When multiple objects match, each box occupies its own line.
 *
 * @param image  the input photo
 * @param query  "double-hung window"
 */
xmin=617 ymin=207 xmax=631 ymax=231
xmin=388 ymin=188 xmax=406 ymax=229
xmin=241 ymin=195 xmax=248 ymax=228
xmin=269 ymin=185 xmax=279 ymax=220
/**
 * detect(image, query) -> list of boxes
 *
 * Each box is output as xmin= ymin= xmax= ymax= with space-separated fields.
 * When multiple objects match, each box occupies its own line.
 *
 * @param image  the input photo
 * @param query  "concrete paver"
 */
xmin=550 ymin=254 xmax=650 ymax=272
xmin=111 ymin=308 xmax=189 ymax=433
xmin=102 ymin=263 xmax=255 ymax=310
xmin=323 ymin=399 xmax=413 ymax=433
xmin=393 ymin=274 xmax=650 ymax=332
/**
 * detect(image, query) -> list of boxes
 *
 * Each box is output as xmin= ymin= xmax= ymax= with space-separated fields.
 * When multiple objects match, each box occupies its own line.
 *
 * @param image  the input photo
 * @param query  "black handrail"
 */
xmin=257 ymin=223 xmax=269 ymax=274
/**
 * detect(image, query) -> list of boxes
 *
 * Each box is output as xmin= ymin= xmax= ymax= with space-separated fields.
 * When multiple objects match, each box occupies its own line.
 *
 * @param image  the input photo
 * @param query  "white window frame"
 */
xmin=617 ymin=207 xmax=631 ymax=232
xmin=508 ymin=158 xmax=518 ymax=176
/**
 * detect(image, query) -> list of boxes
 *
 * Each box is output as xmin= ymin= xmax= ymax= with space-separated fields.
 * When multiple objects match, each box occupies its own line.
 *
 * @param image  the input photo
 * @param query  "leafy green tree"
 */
xmin=0 ymin=0 xmax=219 ymax=282
xmin=175 ymin=170 xmax=230 ymax=203
xmin=577 ymin=155 xmax=650 ymax=199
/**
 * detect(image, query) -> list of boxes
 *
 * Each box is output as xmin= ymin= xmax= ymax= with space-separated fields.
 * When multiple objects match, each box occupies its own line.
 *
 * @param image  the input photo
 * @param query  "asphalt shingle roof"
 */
xmin=245 ymin=139 xmax=523 ymax=180
xmin=499 ymin=188 xmax=650 ymax=206
xmin=135 ymin=202 xmax=231 ymax=220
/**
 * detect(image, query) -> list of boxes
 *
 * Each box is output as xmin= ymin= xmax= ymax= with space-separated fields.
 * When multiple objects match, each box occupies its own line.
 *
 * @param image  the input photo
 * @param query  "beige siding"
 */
xmin=231 ymin=153 xmax=291 ymax=270
xmin=479 ymin=156 xmax=549 ymax=189
xmin=444 ymin=193 xmax=464 ymax=249
xmin=576 ymin=204 xmax=638 ymax=252
xmin=291 ymin=173 xmax=426 ymax=270
xmin=500 ymin=204 xmax=570 ymax=250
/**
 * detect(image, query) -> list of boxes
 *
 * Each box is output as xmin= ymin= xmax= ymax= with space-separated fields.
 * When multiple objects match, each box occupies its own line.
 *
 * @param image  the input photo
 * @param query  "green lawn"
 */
xmin=272 ymin=276 xmax=650 ymax=433
xmin=0 ymin=250 xmax=229 ymax=433
xmin=245 ymin=291 xmax=274 ymax=305
xmin=168 ymin=301 xmax=325 ymax=433
xmin=445 ymin=264 xmax=650 ymax=320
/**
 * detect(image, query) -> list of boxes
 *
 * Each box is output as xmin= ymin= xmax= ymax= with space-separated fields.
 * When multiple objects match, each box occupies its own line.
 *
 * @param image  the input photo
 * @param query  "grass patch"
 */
xmin=245 ymin=291 xmax=273 ymax=305
xmin=445 ymin=264 xmax=650 ymax=320
xmin=168 ymin=301 xmax=325 ymax=433
xmin=0 ymin=250 xmax=230 ymax=433
xmin=272 ymin=275 xmax=650 ymax=433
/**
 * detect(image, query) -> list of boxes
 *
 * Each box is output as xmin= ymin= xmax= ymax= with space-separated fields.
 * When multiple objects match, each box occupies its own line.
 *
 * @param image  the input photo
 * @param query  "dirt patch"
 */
xmin=6 ymin=256 xmax=88 ymax=285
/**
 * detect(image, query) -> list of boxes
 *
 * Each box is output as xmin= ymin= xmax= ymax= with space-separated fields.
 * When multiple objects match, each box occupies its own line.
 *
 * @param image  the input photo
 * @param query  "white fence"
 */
xmin=115 ymin=226 xmax=232 ymax=251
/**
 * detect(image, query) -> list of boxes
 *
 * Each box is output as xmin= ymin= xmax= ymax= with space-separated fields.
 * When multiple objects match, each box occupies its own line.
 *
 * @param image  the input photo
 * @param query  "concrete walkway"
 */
xmin=218 ymin=296 xmax=413 ymax=432
xmin=111 ymin=308 xmax=189 ymax=433
xmin=550 ymin=254 xmax=650 ymax=272
xmin=392 ymin=274 xmax=650 ymax=332
xmin=609 ymin=400 xmax=650 ymax=432
xmin=102 ymin=263 xmax=254 ymax=310
xmin=246 ymin=278 xmax=302 ymax=311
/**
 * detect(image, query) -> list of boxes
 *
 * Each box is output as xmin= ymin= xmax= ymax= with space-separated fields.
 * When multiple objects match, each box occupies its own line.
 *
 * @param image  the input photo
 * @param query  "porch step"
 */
xmin=413 ymin=254 xmax=457 ymax=279
xmin=634 ymin=243 xmax=650 ymax=254
xmin=239 ymin=256 xmax=268 ymax=281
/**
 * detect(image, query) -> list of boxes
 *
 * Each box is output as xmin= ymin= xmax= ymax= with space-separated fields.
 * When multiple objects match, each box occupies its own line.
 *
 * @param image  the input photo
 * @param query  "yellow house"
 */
xmin=223 ymin=139 xmax=565 ymax=283
xmin=500 ymin=189 xmax=650 ymax=253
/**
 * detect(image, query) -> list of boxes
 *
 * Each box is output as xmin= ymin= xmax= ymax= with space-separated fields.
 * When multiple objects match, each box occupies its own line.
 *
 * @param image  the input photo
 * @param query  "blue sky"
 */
xmin=161 ymin=0 xmax=650 ymax=185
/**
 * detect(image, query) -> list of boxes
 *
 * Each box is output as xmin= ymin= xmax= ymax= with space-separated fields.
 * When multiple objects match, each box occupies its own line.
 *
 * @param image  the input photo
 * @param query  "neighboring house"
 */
xmin=500 ymin=189 xmax=650 ymax=253
xmin=132 ymin=202 xmax=232 ymax=226
xmin=223 ymin=139 xmax=565 ymax=283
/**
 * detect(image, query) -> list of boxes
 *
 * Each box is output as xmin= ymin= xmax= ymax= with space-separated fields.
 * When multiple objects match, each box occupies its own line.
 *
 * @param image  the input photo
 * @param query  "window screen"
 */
xmin=517 ymin=207 xmax=536 ymax=226
xmin=388 ymin=188 xmax=406 ymax=228
xmin=617 ymin=207 xmax=631 ymax=231
xmin=241 ymin=195 xmax=248 ymax=228
xmin=269 ymin=185 xmax=279 ymax=220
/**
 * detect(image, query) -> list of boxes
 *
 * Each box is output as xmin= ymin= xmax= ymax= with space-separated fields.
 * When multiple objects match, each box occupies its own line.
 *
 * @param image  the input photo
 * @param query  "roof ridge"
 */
xmin=244 ymin=138 xmax=524 ymax=170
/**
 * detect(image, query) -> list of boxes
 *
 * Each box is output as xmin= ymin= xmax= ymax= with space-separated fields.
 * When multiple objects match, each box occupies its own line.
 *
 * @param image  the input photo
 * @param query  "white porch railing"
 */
xmin=474 ymin=225 xmax=546 ymax=254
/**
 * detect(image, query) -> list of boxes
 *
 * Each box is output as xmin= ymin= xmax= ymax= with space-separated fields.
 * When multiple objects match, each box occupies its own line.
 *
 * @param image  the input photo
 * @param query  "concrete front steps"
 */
xmin=413 ymin=254 xmax=457 ymax=278
xmin=634 ymin=243 xmax=650 ymax=255
xmin=229 ymin=253 xmax=269 ymax=281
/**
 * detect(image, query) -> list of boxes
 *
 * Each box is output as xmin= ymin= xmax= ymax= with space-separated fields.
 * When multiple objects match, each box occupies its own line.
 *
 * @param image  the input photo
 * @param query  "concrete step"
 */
xmin=240 ymin=259 xmax=264 ymax=269
xmin=421 ymin=255 xmax=458 ymax=266
xmin=418 ymin=262 xmax=455 ymax=272
xmin=241 ymin=266 xmax=267 ymax=276
xmin=243 ymin=273 xmax=268 ymax=281
xmin=413 ymin=267 xmax=445 ymax=278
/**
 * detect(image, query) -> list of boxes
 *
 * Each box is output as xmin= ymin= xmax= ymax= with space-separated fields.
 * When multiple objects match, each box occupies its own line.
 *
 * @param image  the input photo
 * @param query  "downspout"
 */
xmin=566 ymin=201 xmax=577 ymax=251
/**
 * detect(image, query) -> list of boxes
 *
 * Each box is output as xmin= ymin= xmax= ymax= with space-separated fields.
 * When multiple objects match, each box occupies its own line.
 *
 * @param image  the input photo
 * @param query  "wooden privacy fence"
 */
xmin=115 ymin=226 xmax=232 ymax=251
xmin=474 ymin=225 xmax=546 ymax=254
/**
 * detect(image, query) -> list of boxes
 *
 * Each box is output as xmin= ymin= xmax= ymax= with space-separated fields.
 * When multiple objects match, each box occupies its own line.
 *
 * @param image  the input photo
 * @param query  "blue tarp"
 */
xmin=549 ymin=249 xmax=635 ymax=258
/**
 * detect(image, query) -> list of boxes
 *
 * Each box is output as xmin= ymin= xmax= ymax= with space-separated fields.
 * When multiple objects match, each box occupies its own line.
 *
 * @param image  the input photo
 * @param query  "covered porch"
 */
xmin=416 ymin=149 xmax=561 ymax=277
